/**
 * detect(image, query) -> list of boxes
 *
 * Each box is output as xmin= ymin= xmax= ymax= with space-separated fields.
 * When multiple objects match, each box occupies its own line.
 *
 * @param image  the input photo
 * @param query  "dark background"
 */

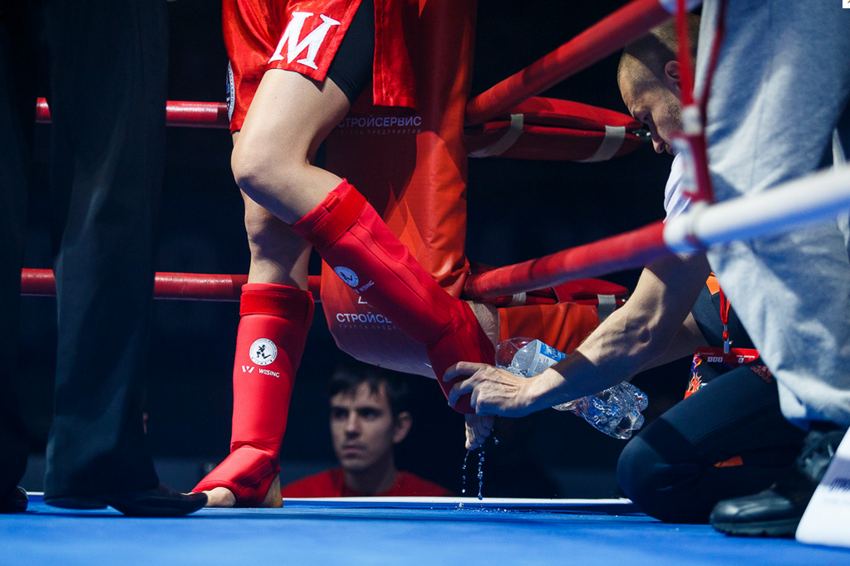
xmin=17 ymin=0 xmax=689 ymax=498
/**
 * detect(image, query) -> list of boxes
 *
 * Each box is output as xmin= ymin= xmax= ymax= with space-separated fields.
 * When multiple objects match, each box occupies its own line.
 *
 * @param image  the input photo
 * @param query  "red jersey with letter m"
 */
xmin=224 ymin=0 xmax=417 ymax=133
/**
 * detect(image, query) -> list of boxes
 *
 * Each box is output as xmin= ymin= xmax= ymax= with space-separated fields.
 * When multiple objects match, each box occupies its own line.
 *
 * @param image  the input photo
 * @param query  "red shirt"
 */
xmin=281 ymin=468 xmax=454 ymax=497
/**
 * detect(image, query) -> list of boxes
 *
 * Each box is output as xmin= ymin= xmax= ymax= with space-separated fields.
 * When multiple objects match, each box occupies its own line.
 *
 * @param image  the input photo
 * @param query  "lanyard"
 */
xmin=719 ymin=286 xmax=731 ymax=353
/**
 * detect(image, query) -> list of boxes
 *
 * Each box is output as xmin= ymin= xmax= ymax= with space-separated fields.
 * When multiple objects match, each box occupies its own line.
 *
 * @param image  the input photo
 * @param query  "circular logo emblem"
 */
xmin=334 ymin=266 xmax=359 ymax=288
xmin=226 ymin=62 xmax=235 ymax=121
xmin=249 ymin=338 xmax=277 ymax=366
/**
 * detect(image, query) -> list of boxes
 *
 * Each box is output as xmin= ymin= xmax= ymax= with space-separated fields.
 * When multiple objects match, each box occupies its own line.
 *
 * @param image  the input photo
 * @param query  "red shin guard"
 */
xmin=193 ymin=284 xmax=313 ymax=505
xmin=292 ymin=180 xmax=493 ymax=413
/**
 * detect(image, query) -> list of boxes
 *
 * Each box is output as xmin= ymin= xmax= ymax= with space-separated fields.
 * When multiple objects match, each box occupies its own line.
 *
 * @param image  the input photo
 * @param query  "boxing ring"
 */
xmin=12 ymin=0 xmax=850 ymax=561
xmin=3 ymin=495 xmax=849 ymax=566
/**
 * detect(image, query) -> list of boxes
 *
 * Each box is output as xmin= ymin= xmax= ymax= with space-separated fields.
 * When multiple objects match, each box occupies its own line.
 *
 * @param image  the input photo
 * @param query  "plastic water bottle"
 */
xmin=495 ymin=337 xmax=649 ymax=440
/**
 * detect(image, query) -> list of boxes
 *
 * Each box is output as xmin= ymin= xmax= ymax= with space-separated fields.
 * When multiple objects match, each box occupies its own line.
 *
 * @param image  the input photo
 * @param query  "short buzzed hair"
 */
xmin=617 ymin=14 xmax=700 ymax=90
xmin=328 ymin=361 xmax=411 ymax=420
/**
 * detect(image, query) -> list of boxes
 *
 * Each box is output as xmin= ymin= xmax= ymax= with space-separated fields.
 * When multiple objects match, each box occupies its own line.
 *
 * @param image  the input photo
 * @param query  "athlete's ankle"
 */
xmin=201 ymin=487 xmax=237 ymax=508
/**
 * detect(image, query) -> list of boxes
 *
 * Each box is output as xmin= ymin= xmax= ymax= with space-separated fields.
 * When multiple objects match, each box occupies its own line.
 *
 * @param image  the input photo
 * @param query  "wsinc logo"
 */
xmin=269 ymin=12 xmax=340 ymax=69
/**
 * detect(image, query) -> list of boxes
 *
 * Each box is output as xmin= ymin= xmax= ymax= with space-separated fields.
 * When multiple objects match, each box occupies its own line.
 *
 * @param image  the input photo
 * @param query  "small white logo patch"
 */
xmin=334 ymin=266 xmax=359 ymax=288
xmin=249 ymin=338 xmax=277 ymax=366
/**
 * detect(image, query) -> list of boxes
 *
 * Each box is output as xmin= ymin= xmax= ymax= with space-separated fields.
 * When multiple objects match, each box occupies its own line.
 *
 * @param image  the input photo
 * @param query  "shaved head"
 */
xmin=617 ymin=14 xmax=700 ymax=155
xmin=617 ymin=15 xmax=700 ymax=94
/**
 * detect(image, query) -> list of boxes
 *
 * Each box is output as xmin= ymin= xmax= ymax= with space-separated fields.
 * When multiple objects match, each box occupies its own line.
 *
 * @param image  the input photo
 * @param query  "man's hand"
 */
xmin=464 ymin=414 xmax=494 ymax=450
xmin=444 ymin=362 xmax=537 ymax=418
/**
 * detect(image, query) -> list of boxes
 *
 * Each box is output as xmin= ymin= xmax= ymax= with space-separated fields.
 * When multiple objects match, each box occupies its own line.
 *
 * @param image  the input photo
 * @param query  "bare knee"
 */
xmin=231 ymin=144 xmax=289 ymax=196
xmin=231 ymin=135 xmax=304 ymax=210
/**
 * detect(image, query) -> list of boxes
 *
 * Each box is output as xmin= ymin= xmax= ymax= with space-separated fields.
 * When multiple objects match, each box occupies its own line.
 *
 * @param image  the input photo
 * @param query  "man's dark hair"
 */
xmin=617 ymin=14 xmax=700 ymax=89
xmin=328 ymin=361 xmax=411 ymax=420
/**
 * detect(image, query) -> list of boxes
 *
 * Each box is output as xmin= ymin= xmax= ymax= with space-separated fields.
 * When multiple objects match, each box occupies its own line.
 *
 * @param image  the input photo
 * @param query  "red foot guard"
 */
xmin=193 ymin=284 xmax=313 ymax=506
xmin=292 ymin=180 xmax=494 ymax=413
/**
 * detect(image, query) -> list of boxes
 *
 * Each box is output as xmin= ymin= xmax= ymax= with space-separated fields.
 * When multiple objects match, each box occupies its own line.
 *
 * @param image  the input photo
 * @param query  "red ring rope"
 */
xmin=465 ymin=0 xmax=673 ymax=126
xmin=20 ymin=269 xmax=322 ymax=302
xmin=36 ymin=99 xmax=230 ymax=129
xmin=463 ymin=222 xmax=669 ymax=300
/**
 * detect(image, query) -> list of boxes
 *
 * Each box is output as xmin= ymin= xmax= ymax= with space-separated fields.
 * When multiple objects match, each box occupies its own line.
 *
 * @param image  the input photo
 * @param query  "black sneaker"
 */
xmin=710 ymin=429 xmax=845 ymax=537
xmin=46 ymin=484 xmax=207 ymax=517
xmin=0 ymin=486 xmax=28 ymax=513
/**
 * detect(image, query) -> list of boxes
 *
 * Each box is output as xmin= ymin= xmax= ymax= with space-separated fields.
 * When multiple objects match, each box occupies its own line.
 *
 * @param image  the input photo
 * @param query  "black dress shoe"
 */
xmin=0 ymin=486 xmax=28 ymax=513
xmin=46 ymin=484 xmax=207 ymax=517
xmin=709 ymin=483 xmax=812 ymax=537
xmin=710 ymin=428 xmax=844 ymax=537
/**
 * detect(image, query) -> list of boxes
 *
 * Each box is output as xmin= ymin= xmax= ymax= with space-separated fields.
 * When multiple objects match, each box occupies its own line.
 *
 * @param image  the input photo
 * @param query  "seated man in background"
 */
xmin=282 ymin=363 xmax=453 ymax=497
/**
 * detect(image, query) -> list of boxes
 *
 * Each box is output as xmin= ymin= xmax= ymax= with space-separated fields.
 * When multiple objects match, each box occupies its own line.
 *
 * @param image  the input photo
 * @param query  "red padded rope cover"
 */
xmin=494 ymin=97 xmax=641 ymax=131
xmin=466 ymin=98 xmax=644 ymax=161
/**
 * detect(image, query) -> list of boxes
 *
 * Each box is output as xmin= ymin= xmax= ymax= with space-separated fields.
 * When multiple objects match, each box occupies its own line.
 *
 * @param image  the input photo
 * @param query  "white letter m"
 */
xmin=269 ymin=12 xmax=341 ymax=70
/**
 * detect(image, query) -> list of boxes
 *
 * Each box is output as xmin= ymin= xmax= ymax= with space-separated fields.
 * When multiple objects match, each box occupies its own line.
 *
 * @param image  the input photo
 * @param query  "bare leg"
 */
xmin=200 ymin=110 xmax=323 ymax=506
xmin=237 ymin=64 xmax=495 ymax=407
xmin=203 ymin=191 xmax=310 ymax=508
xmin=231 ymin=69 xmax=352 ymax=225
xmin=242 ymin=190 xmax=312 ymax=289
xmin=201 ymin=65 xmax=495 ymax=506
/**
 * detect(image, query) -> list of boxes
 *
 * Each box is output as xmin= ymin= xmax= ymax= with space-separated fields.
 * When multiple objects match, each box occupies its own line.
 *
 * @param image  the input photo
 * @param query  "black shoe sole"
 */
xmin=45 ymin=496 xmax=108 ymax=510
xmin=45 ymin=490 xmax=207 ymax=517
xmin=102 ymin=494 xmax=207 ymax=517
xmin=1 ymin=487 xmax=29 ymax=513
xmin=712 ymin=518 xmax=800 ymax=538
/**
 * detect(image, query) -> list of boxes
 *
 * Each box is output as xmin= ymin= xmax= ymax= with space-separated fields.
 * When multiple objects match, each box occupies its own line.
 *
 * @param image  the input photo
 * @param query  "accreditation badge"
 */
xmin=685 ymin=347 xmax=760 ymax=399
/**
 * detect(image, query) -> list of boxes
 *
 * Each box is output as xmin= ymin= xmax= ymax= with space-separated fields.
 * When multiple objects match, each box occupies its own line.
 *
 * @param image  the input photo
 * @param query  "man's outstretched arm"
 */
xmin=447 ymin=252 xmax=710 ymax=444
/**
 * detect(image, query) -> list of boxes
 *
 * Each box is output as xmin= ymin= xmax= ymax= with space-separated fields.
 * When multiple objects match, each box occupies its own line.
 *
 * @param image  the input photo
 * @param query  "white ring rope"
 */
xmin=664 ymin=167 xmax=850 ymax=254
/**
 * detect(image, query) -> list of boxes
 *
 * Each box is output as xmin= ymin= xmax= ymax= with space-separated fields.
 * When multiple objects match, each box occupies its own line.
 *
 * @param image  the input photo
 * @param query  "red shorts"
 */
xmin=223 ymin=0 xmax=417 ymax=133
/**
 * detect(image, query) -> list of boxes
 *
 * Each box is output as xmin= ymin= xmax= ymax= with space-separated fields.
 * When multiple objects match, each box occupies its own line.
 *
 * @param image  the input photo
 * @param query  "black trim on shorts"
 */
xmin=326 ymin=0 xmax=375 ymax=105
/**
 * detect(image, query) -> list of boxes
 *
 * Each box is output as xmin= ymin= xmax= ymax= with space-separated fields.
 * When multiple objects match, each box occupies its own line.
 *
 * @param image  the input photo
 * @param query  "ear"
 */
xmin=392 ymin=411 xmax=412 ymax=444
xmin=664 ymin=60 xmax=682 ymax=95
